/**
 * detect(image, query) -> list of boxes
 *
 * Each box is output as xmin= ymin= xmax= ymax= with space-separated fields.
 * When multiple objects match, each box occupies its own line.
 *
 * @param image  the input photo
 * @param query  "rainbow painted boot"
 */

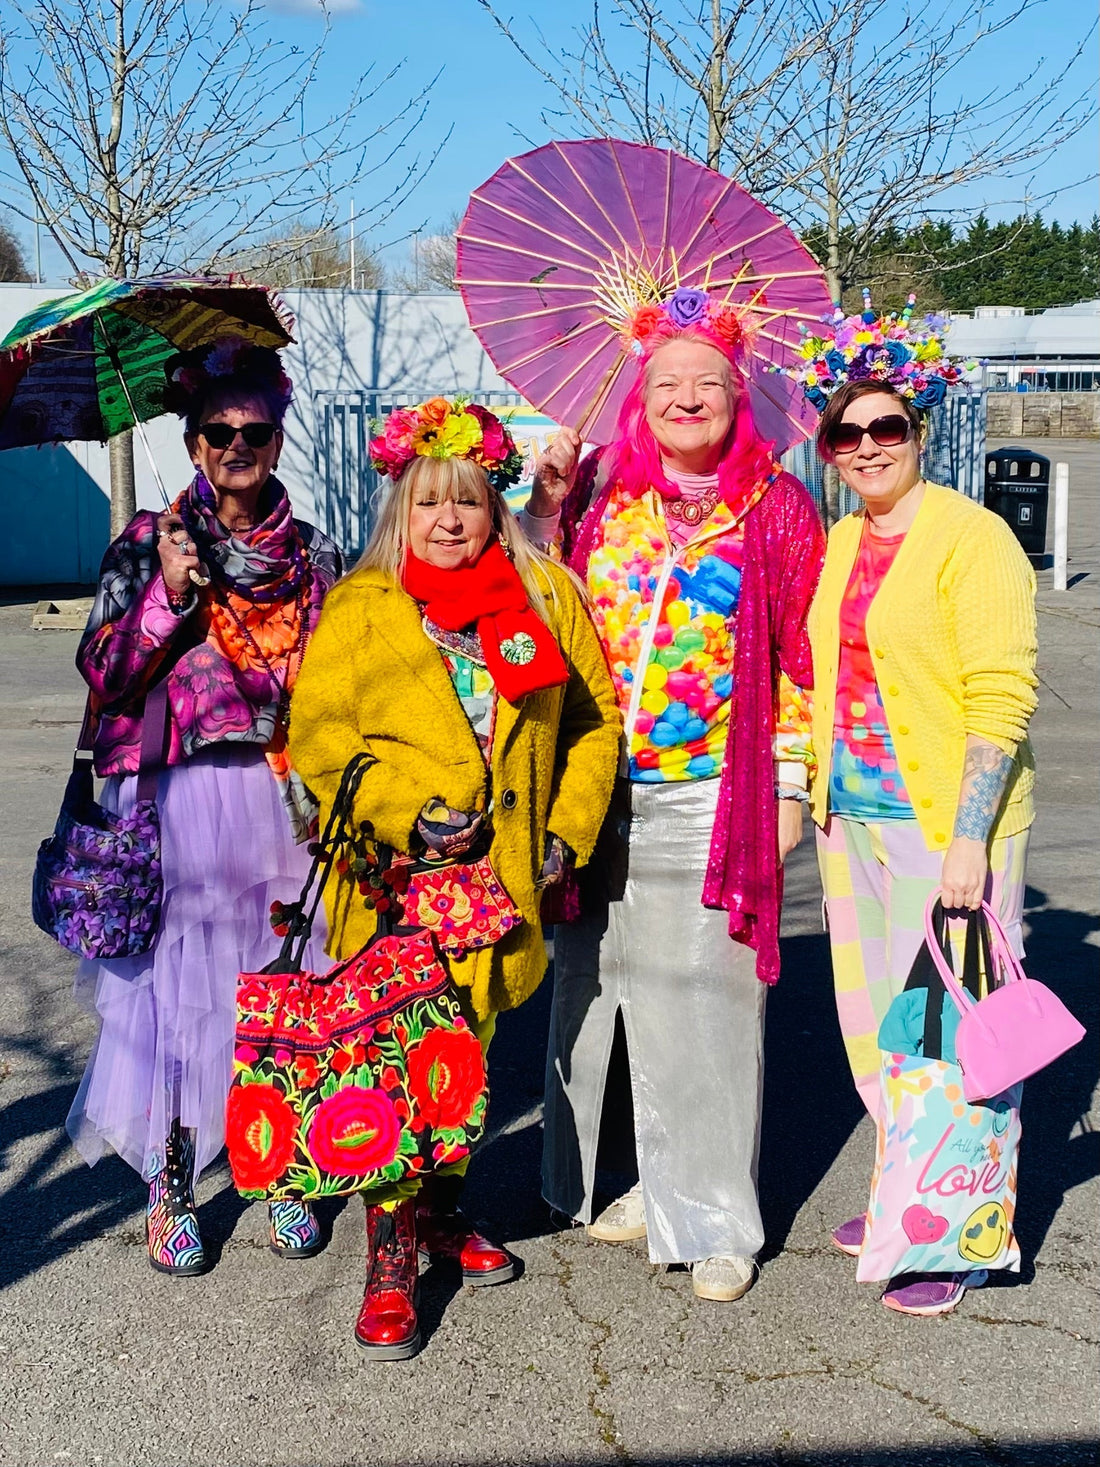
xmin=146 ymin=1122 xmax=207 ymax=1276
xmin=268 ymin=1199 xmax=323 ymax=1258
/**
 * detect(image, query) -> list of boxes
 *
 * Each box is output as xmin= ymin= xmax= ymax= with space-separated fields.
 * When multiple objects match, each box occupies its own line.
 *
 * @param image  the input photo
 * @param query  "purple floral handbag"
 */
xmin=32 ymin=683 xmax=169 ymax=959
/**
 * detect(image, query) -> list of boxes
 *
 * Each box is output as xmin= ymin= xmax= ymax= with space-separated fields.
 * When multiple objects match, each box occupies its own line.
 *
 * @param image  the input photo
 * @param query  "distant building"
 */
xmin=948 ymin=300 xmax=1100 ymax=392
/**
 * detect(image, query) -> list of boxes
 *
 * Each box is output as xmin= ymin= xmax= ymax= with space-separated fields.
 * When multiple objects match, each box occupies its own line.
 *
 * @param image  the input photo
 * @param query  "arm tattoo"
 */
xmin=953 ymin=743 xmax=1014 ymax=841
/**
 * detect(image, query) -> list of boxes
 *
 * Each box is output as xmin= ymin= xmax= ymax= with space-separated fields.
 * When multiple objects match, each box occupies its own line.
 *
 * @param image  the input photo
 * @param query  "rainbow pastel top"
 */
xmin=829 ymin=526 xmax=915 ymax=820
xmin=585 ymin=482 xmax=811 ymax=783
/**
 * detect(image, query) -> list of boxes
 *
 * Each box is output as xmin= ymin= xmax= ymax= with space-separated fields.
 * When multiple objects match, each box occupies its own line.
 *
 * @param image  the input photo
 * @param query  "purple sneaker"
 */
xmin=882 ymin=1270 xmax=988 ymax=1317
xmin=830 ymin=1214 xmax=866 ymax=1256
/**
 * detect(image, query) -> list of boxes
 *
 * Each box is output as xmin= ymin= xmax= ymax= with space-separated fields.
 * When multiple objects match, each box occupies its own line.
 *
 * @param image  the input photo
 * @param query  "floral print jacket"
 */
xmin=78 ymin=509 xmax=342 ymax=778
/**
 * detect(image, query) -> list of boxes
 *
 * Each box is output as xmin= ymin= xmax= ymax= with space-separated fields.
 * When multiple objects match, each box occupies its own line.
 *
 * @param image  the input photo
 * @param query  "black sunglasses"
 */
xmin=196 ymin=421 xmax=277 ymax=449
xmin=826 ymin=414 xmax=913 ymax=455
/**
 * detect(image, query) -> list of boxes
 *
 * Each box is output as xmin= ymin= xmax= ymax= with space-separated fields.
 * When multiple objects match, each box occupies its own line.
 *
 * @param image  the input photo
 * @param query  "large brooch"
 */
xmin=500 ymin=631 xmax=537 ymax=666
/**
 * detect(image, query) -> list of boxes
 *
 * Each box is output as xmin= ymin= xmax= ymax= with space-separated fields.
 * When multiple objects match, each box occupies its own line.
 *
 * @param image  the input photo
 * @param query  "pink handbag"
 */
xmin=923 ymin=894 xmax=1086 ymax=1102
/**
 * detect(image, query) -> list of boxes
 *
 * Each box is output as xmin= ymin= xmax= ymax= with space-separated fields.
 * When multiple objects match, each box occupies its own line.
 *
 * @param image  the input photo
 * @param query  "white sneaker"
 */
xmin=586 ymin=1183 xmax=647 ymax=1242
xmin=691 ymin=1254 xmax=756 ymax=1302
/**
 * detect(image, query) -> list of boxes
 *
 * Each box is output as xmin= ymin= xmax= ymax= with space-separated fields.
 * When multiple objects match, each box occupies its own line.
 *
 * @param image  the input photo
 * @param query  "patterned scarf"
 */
xmin=171 ymin=472 xmax=314 ymax=833
xmin=175 ymin=471 xmax=311 ymax=601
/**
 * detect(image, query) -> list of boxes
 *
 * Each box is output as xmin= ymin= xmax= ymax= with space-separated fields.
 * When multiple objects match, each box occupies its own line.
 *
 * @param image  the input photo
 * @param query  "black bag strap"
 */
xmin=268 ymin=750 xmax=376 ymax=974
xmin=962 ymin=907 xmax=995 ymax=1000
xmin=903 ymin=899 xmax=987 ymax=1059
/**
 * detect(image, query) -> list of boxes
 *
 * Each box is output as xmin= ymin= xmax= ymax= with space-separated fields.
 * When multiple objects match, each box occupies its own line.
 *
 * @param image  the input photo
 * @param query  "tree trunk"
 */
xmin=706 ymin=0 xmax=723 ymax=169
xmin=109 ymin=430 xmax=136 ymax=538
xmin=822 ymin=462 xmax=841 ymax=529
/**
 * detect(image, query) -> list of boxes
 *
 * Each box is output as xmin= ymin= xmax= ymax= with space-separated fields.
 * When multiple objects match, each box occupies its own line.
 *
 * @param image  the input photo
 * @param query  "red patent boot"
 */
xmin=354 ymin=1198 xmax=421 ymax=1361
xmin=416 ymin=1176 xmax=515 ymax=1287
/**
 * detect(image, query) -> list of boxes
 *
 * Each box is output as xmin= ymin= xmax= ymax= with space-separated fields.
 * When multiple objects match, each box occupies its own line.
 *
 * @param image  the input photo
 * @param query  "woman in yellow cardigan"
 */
xmin=803 ymin=332 xmax=1037 ymax=1317
xmin=288 ymin=399 xmax=620 ymax=1360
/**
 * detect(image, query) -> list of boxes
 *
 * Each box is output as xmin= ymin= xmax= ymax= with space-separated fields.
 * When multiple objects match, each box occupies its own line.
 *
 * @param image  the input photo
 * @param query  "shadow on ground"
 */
xmin=0 ymin=882 xmax=1095 ymax=1293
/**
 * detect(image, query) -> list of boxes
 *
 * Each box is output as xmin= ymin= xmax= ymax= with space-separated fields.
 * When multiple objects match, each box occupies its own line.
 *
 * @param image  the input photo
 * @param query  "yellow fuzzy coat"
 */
xmin=288 ymin=560 xmax=621 ymax=1020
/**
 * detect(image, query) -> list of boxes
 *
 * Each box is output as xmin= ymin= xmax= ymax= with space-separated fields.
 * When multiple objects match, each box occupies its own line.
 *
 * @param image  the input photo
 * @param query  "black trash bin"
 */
xmin=984 ymin=448 xmax=1049 ymax=557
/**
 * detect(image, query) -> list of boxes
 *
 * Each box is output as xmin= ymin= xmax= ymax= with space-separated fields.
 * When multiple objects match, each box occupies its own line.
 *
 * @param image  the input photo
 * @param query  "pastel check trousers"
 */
xmin=815 ymin=816 xmax=1028 ymax=1116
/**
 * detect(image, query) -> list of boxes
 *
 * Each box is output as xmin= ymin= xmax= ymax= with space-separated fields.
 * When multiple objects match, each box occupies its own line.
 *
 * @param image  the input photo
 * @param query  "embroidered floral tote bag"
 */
xmin=227 ymin=754 xmax=488 ymax=1200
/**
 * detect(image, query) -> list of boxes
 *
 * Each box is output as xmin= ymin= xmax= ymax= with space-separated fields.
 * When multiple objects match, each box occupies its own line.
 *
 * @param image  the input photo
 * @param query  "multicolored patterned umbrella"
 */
xmin=456 ymin=139 xmax=832 ymax=450
xmin=0 ymin=275 xmax=295 ymax=453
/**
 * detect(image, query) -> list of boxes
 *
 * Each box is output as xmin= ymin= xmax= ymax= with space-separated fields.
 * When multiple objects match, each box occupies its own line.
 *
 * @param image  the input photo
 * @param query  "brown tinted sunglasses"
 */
xmin=825 ymin=414 xmax=913 ymax=455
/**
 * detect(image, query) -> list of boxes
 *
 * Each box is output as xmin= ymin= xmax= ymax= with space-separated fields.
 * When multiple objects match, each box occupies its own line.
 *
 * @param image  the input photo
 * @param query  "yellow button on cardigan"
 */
xmin=288 ymin=559 xmax=622 ymax=1021
xmin=808 ymin=483 xmax=1038 ymax=849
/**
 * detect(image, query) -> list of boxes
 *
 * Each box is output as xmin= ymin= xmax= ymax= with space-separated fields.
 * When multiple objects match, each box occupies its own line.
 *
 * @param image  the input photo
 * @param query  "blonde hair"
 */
xmin=355 ymin=455 xmax=583 ymax=621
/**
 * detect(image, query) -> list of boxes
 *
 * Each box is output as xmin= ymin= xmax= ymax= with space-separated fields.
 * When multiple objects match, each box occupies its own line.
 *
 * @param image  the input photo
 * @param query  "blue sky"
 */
xmin=14 ymin=0 xmax=1098 ymax=284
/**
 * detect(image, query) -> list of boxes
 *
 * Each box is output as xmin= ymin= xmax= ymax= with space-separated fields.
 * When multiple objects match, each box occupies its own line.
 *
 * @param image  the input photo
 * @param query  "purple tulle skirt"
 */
xmin=66 ymin=744 xmax=328 ymax=1182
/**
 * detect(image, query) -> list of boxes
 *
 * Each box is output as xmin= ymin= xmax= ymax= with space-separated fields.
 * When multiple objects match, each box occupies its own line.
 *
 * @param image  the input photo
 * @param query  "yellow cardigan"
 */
xmin=288 ymin=559 xmax=621 ymax=1020
xmin=808 ymin=483 xmax=1038 ymax=849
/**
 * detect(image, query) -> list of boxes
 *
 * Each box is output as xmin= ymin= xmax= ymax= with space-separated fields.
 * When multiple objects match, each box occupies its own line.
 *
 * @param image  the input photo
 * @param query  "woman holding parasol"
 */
xmin=67 ymin=338 xmax=343 ymax=1276
xmin=457 ymin=138 xmax=835 ymax=1299
xmin=521 ymin=291 xmax=824 ymax=1299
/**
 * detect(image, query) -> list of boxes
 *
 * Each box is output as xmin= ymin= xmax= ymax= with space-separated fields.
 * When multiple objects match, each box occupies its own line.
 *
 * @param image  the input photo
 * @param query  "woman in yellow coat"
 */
xmin=289 ymin=398 xmax=620 ymax=1361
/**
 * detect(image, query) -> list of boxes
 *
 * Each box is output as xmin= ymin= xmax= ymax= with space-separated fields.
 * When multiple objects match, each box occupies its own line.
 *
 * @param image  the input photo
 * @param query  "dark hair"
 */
xmin=164 ymin=339 xmax=294 ymax=434
xmin=816 ymin=379 xmax=923 ymax=462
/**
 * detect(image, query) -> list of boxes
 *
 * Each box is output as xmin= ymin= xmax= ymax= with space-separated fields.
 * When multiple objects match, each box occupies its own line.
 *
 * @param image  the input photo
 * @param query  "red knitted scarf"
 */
xmin=402 ymin=540 xmax=568 ymax=703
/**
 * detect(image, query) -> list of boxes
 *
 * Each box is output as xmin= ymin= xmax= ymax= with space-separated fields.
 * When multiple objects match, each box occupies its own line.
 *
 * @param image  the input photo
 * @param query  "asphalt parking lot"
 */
xmin=0 ymin=441 xmax=1095 ymax=1467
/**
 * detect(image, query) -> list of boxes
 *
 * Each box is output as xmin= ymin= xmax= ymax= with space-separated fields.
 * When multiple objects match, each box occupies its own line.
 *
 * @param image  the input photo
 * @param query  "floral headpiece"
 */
xmin=783 ymin=290 xmax=972 ymax=411
xmin=164 ymin=335 xmax=293 ymax=418
xmin=620 ymin=286 xmax=754 ymax=361
xmin=368 ymin=397 xmax=524 ymax=492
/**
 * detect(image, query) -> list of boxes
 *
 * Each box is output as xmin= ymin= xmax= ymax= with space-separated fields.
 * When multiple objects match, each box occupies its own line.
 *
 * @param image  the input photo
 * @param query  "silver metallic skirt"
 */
xmin=542 ymin=778 xmax=767 ymax=1264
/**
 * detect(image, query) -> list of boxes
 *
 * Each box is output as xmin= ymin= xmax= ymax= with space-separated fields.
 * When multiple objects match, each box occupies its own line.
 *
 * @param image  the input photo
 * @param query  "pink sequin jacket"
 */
xmin=561 ymin=455 xmax=825 ymax=981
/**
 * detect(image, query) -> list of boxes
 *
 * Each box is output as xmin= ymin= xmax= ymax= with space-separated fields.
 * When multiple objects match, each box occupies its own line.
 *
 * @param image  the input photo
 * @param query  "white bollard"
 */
xmin=1053 ymin=462 xmax=1069 ymax=591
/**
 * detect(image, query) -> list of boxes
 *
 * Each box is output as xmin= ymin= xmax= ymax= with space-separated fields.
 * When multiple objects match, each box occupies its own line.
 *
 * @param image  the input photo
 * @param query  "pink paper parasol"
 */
xmin=456 ymin=139 xmax=832 ymax=451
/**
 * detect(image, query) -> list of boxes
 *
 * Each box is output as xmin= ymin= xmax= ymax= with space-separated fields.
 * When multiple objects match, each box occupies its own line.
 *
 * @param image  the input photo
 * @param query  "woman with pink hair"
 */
xmin=525 ymin=290 xmax=824 ymax=1300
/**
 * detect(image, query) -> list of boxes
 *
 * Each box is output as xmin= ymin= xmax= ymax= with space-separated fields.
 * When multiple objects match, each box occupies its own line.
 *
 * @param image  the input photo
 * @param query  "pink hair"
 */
xmin=603 ymin=326 xmax=775 ymax=501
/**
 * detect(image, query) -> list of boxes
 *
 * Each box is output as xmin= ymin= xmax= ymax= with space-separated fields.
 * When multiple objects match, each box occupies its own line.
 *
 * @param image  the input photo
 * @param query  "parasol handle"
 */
xmin=96 ymin=309 xmax=209 ymax=585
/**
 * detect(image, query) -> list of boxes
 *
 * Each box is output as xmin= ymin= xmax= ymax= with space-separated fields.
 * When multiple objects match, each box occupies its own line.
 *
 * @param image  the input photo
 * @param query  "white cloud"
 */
xmin=263 ymin=0 xmax=363 ymax=16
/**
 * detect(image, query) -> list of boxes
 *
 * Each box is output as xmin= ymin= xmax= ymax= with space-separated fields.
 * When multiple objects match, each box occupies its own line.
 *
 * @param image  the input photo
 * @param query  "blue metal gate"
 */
xmin=318 ymin=388 xmax=988 ymax=553
xmin=314 ymin=389 xmax=525 ymax=558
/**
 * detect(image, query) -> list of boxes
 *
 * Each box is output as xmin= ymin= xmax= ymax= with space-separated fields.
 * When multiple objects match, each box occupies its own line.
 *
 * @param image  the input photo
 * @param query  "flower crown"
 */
xmin=368 ymin=397 xmax=525 ymax=491
xmin=620 ymin=286 xmax=753 ymax=360
xmin=164 ymin=335 xmax=293 ymax=416
xmin=783 ymin=290 xmax=972 ymax=411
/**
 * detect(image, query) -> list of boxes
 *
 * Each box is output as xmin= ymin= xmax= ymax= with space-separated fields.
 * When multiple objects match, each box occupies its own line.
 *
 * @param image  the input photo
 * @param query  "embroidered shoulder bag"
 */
xmin=228 ymin=752 xmax=489 ymax=1200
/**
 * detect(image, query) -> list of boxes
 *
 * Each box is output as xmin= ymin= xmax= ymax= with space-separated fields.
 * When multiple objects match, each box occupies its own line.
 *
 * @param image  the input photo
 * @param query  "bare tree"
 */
xmin=760 ymin=0 xmax=1097 ymax=301
xmin=222 ymin=225 xmax=385 ymax=291
xmin=0 ymin=0 xmax=439 ymax=533
xmin=0 ymin=215 xmax=30 ymax=281
xmin=481 ymin=0 xmax=1094 ymax=523
xmin=481 ymin=0 xmax=1097 ymax=299
xmin=391 ymin=213 xmax=461 ymax=292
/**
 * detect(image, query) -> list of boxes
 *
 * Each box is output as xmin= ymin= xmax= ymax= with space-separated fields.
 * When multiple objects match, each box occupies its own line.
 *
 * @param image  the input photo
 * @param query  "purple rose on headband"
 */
xmin=665 ymin=288 xmax=710 ymax=328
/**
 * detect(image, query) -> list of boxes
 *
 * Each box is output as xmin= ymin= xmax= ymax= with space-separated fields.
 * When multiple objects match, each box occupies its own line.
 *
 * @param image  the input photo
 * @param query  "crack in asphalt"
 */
xmin=968 ymin=1313 xmax=1099 ymax=1345
xmin=550 ymin=1237 xmax=633 ymax=1462
xmin=712 ymin=1352 xmax=1023 ymax=1463
xmin=865 ymin=1368 xmax=1015 ymax=1464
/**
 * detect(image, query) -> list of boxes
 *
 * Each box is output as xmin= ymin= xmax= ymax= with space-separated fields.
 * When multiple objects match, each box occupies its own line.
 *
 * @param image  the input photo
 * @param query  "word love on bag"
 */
xmin=859 ymin=1057 xmax=1022 ymax=1283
